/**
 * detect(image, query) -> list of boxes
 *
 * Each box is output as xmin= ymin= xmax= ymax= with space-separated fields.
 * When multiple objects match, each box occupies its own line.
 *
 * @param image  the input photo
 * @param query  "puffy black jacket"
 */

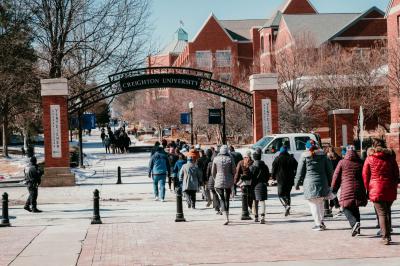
xmin=272 ymin=152 xmax=298 ymax=187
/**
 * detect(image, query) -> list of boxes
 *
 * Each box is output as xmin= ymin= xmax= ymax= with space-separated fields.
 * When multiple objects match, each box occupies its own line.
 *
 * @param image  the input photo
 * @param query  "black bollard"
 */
xmin=116 ymin=166 xmax=122 ymax=184
xmin=241 ymin=186 xmax=252 ymax=220
xmin=0 ymin=192 xmax=10 ymax=227
xmin=175 ymin=187 xmax=186 ymax=222
xmin=91 ymin=189 xmax=102 ymax=224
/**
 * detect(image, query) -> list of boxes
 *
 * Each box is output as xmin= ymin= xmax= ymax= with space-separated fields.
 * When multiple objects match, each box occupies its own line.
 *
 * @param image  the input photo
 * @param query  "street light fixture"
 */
xmin=220 ymin=97 xmax=227 ymax=145
xmin=76 ymin=98 xmax=84 ymax=168
xmin=189 ymin=101 xmax=194 ymax=145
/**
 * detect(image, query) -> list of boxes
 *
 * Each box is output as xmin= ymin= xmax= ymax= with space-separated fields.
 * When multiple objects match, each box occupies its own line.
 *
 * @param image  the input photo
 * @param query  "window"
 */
xmin=295 ymin=136 xmax=311 ymax=151
xmin=398 ymin=16 xmax=400 ymax=38
xmin=215 ymin=50 xmax=231 ymax=67
xmin=219 ymin=73 xmax=231 ymax=83
xmin=265 ymin=137 xmax=290 ymax=154
xmin=196 ymin=50 xmax=212 ymax=68
xmin=261 ymin=36 xmax=264 ymax=53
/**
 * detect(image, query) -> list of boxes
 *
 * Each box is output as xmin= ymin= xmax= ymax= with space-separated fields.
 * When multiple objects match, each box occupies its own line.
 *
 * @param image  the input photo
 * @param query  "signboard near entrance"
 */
xmin=50 ymin=105 xmax=62 ymax=158
xmin=120 ymin=74 xmax=202 ymax=92
xmin=261 ymin=99 xmax=272 ymax=136
xmin=180 ymin=113 xmax=190 ymax=125
xmin=208 ymin=109 xmax=222 ymax=124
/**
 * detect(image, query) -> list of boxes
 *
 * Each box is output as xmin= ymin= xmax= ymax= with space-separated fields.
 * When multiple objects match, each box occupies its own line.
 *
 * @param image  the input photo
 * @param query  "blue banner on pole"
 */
xmin=180 ymin=112 xmax=190 ymax=125
xmin=83 ymin=114 xmax=96 ymax=130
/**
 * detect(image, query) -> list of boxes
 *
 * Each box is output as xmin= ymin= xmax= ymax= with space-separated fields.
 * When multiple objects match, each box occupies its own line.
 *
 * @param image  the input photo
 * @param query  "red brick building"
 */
xmin=258 ymin=0 xmax=387 ymax=73
xmin=148 ymin=0 xmax=389 ymax=144
xmin=150 ymin=14 xmax=265 ymax=86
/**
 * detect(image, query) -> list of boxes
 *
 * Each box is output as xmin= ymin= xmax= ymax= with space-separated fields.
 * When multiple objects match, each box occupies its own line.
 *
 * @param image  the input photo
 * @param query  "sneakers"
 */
xmin=321 ymin=222 xmax=327 ymax=230
xmin=24 ymin=206 xmax=32 ymax=212
xmin=161 ymin=199 xmax=165 ymax=202
xmin=351 ymin=222 xmax=361 ymax=237
xmin=154 ymin=197 xmax=159 ymax=201
xmin=223 ymin=220 xmax=229 ymax=225
xmin=206 ymin=201 xmax=212 ymax=207
xmin=382 ymin=238 xmax=391 ymax=245
xmin=285 ymin=206 xmax=291 ymax=217
xmin=32 ymin=208 xmax=42 ymax=213
xmin=312 ymin=225 xmax=324 ymax=231
xmin=260 ymin=215 xmax=265 ymax=224
xmin=254 ymin=216 xmax=259 ymax=223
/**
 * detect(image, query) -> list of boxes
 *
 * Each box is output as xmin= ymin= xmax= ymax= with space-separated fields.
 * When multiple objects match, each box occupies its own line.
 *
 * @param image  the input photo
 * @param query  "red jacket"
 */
xmin=332 ymin=150 xmax=367 ymax=208
xmin=362 ymin=147 xmax=399 ymax=202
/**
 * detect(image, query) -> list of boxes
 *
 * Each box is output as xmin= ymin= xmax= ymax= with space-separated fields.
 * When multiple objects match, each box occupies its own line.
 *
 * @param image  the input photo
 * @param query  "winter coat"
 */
xmin=331 ymin=150 xmax=367 ymax=208
xmin=295 ymin=150 xmax=333 ymax=200
xmin=149 ymin=151 xmax=171 ymax=176
xmin=168 ymin=153 xmax=179 ymax=175
xmin=206 ymin=161 xmax=215 ymax=190
xmin=272 ymin=152 xmax=298 ymax=187
xmin=25 ymin=164 xmax=43 ymax=188
xmin=212 ymin=153 xmax=236 ymax=189
xmin=179 ymin=162 xmax=202 ymax=192
xmin=197 ymin=155 xmax=211 ymax=183
xmin=173 ymin=159 xmax=186 ymax=176
xmin=249 ymin=160 xmax=270 ymax=201
xmin=234 ymin=159 xmax=253 ymax=185
xmin=362 ymin=147 xmax=400 ymax=202
xmin=230 ymin=151 xmax=243 ymax=166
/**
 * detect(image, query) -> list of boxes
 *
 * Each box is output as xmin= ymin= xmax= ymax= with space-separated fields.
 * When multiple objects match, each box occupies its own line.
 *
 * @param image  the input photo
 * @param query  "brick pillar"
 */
xmin=249 ymin=73 xmax=279 ymax=143
xmin=328 ymin=109 xmax=354 ymax=147
xmin=41 ymin=78 xmax=75 ymax=187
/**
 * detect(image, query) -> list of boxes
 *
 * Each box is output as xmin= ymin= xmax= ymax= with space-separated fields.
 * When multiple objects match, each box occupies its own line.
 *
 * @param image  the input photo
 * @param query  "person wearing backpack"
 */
xmin=24 ymin=156 xmax=44 ymax=213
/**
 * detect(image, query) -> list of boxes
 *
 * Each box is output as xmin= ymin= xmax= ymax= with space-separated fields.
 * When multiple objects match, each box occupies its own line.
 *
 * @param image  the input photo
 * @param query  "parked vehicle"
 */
xmin=252 ymin=133 xmax=320 ymax=169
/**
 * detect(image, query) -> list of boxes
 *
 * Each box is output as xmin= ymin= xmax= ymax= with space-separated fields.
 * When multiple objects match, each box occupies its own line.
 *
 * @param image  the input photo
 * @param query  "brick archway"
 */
xmin=41 ymin=68 xmax=278 ymax=186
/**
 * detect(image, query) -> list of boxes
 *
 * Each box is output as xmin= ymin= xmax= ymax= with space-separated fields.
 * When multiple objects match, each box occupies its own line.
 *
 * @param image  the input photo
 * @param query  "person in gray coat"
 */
xmin=295 ymin=140 xmax=333 ymax=231
xmin=212 ymin=145 xmax=236 ymax=225
xmin=179 ymin=155 xmax=202 ymax=209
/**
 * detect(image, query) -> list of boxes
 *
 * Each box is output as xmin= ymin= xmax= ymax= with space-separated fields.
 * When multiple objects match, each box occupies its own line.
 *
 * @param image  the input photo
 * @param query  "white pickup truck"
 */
xmin=252 ymin=133 xmax=320 ymax=170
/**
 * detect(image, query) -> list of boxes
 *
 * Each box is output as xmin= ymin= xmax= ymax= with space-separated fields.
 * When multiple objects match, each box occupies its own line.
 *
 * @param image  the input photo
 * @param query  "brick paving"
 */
xmin=75 ymin=200 xmax=400 ymax=266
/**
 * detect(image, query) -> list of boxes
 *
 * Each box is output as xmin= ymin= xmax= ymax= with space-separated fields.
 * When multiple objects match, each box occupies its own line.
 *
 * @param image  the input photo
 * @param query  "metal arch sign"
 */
xmin=120 ymin=74 xmax=201 ymax=91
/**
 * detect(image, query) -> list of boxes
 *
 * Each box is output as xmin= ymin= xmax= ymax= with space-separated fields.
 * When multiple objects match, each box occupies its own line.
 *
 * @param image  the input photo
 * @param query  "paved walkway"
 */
xmin=1 ymin=133 xmax=400 ymax=265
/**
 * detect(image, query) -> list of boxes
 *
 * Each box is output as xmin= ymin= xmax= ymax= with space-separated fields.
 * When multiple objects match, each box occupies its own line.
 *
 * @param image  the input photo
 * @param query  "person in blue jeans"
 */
xmin=149 ymin=146 xmax=171 ymax=202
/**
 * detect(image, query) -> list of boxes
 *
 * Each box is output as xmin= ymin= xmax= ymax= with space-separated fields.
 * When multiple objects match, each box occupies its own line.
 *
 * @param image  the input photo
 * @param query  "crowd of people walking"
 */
xmin=148 ymin=138 xmax=400 ymax=245
xmin=100 ymin=126 xmax=132 ymax=154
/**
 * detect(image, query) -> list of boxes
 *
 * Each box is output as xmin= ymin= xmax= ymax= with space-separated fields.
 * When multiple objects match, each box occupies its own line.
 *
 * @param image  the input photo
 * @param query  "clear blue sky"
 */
xmin=151 ymin=0 xmax=390 ymax=49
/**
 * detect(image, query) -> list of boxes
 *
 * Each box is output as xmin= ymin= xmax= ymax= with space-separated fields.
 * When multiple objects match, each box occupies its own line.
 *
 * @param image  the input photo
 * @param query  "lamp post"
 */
xmin=220 ymin=97 xmax=227 ymax=145
xmin=76 ymin=98 xmax=84 ymax=168
xmin=189 ymin=101 xmax=194 ymax=145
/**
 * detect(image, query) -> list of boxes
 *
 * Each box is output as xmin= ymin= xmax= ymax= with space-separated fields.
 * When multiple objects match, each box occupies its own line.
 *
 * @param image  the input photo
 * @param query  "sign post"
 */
xmin=359 ymin=106 xmax=364 ymax=151
xmin=208 ymin=109 xmax=222 ymax=124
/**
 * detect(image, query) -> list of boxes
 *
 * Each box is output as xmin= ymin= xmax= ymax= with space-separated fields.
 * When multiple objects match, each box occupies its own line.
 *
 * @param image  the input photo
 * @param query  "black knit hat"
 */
xmin=30 ymin=156 xmax=37 ymax=164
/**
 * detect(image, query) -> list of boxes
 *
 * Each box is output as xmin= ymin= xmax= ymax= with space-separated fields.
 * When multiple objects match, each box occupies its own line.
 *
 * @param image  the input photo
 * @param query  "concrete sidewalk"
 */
xmin=1 ymin=133 xmax=400 ymax=265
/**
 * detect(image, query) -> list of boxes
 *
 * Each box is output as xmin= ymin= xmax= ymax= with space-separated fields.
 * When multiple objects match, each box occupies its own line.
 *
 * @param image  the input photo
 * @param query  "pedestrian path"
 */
xmin=1 ymin=132 xmax=400 ymax=265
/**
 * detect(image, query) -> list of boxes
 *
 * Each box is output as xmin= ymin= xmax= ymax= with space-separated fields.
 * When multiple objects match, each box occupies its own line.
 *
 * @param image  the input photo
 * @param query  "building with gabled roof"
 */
xmin=258 ymin=1 xmax=387 ymax=73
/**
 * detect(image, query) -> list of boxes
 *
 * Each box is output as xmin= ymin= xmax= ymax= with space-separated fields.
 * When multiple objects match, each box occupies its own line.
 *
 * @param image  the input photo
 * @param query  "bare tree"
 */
xmin=0 ymin=0 xmax=40 ymax=157
xmin=275 ymin=33 xmax=319 ymax=132
xmin=314 ymin=43 xmax=389 ymax=131
xmin=24 ymin=0 xmax=152 ymax=85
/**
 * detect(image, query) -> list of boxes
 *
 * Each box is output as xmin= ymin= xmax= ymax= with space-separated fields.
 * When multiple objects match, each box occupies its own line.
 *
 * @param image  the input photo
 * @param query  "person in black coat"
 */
xmin=249 ymin=150 xmax=270 ymax=224
xmin=24 ymin=156 xmax=43 ymax=213
xmin=272 ymin=146 xmax=298 ymax=216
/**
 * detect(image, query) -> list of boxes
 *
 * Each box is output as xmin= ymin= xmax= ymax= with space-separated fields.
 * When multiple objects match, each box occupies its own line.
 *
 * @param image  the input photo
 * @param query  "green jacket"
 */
xmin=295 ymin=150 xmax=333 ymax=200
